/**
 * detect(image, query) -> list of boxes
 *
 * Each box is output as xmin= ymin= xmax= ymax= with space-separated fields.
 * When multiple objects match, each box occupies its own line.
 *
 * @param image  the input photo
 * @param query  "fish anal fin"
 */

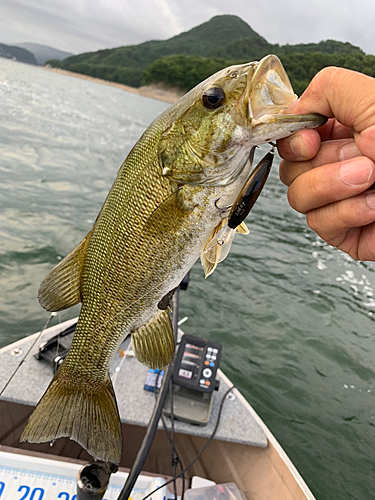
xmin=131 ymin=309 xmax=174 ymax=369
xmin=38 ymin=230 xmax=92 ymax=311
xmin=20 ymin=363 xmax=122 ymax=465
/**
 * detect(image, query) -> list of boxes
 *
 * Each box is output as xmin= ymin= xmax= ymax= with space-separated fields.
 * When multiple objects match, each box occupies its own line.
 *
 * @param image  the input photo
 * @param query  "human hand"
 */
xmin=277 ymin=67 xmax=375 ymax=261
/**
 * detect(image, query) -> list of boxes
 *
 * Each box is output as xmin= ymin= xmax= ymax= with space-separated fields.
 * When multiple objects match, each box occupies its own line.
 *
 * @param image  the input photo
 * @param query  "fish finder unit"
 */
xmin=163 ymin=334 xmax=222 ymax=425
xmin=173 ymin=334 xmax=221 ymax=392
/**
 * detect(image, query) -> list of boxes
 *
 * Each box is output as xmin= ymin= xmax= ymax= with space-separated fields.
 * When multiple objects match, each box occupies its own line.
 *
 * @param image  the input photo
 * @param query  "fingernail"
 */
xmin=366 ymin=191 xmax=375 ymax=209
xmin=339 ymin=142 xmax=362 ymax=161
xmin=290 ymin=135 xmax=307 ymax=158
xmin=339 ymin=158 xmax=373 ymax=186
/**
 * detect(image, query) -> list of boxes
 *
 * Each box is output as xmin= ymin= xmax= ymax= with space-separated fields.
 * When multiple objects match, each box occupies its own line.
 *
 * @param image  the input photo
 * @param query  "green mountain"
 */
xmin=47 ymin=14 xmax=373 ymax=95
xmin=0 ymin=43 xmax=37 ymax=65
xmin=53 ymin=15 xmax=266 ymax=69
xmin=221 ymin=37 xmax=364 ymax=61
xmin=15 ymin=43 xmax=73 ymax=66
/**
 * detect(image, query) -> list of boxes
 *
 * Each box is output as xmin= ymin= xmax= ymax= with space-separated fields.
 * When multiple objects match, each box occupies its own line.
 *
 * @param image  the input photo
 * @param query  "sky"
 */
xmin=0 ymin=0 xmax=374 ymax=56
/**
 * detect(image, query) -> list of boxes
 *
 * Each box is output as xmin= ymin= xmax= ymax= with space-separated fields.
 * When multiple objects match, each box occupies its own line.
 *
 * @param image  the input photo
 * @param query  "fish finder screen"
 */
xmin=178 ymin=343 xmax=203 ymax=380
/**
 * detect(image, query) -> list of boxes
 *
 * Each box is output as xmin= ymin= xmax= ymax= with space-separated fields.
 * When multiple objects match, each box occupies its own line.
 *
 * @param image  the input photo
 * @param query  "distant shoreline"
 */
xmin=39 ymin=66 xmax=184 ymax=104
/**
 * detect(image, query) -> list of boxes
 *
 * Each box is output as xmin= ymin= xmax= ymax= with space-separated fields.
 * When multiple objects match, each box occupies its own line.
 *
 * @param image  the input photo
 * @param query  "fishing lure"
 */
xmin=202 ymin=146 xmax=274 ymax=275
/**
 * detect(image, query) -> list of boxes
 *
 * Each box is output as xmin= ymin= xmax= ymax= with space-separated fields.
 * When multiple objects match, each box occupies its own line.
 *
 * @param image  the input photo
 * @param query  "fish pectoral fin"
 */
xmin=20 ymin=363 xmax=122 ymax=465
xmin=201 ymin=223 xmax=237 ymax=278
xmin=201 ymin=220 xmax=226 ymax=278
xmin=201 ymin=219 xmax=240 ymax=278
xmin=131 ymin=309 xmax=174 ymax=369
xmin=200 ymin=250 xmax=219 ymax=279
xmin=38 ymin=230 xmax=92 ymax=311
xmin=235 ymin=221 xmax=249 ymax=234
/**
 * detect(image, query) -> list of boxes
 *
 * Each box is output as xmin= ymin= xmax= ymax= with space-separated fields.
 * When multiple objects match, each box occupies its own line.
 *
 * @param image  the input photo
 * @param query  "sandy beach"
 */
xmin=40 ymin=66 xmax=184 ymax=104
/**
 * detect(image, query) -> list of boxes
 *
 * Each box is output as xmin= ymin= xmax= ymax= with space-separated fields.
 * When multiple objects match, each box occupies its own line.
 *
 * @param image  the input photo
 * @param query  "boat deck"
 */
xmin=0 ymin=318 xmax=267 ymax=449
xmin=0 ymin=319 xmax=318 ymax=500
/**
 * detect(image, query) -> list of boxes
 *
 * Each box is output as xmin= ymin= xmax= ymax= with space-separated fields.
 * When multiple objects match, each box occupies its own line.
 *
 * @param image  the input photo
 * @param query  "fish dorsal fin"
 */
xmin=38 ymin=230 xmax=92 ymax=312
xmin=131 ymin=309 xmax=174 ymax=369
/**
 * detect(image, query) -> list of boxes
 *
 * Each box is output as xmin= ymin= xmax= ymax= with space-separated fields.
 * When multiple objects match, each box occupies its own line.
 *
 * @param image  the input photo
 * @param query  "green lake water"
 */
xmin=1 ymin=57 xmax=374 ymax=499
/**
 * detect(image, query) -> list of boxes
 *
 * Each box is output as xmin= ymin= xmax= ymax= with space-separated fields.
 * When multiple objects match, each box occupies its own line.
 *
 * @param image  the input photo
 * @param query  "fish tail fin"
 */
xmin=20 ymin=363 xmax=122 ymax=464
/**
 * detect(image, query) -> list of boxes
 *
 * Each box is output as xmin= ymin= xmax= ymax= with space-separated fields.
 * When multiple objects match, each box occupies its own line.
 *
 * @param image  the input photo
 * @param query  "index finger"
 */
xmin=277 ymin=119 xmax=352 ymax=161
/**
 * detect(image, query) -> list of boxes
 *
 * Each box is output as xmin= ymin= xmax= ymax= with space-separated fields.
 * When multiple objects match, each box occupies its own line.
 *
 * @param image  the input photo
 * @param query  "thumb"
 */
xmin=291 ymin=66 xmax=375 ymax=160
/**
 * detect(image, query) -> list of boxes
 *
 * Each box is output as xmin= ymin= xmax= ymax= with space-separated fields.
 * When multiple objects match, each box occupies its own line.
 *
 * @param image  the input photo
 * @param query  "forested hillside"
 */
xmin=47 ymin=15 xmax=374 ymax=95
xmin=0 ymin=44 xmax=37 ymax=65
xmin=16 ymin=43 xmax=73 ymax=65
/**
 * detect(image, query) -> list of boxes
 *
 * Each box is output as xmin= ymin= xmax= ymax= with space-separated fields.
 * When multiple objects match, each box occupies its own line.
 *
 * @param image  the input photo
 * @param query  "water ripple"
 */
xmin=1 ymin=58 xmax=375 ymax=500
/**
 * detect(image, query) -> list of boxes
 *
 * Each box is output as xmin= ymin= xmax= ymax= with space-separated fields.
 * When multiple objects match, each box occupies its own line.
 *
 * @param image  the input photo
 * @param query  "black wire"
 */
xmin=181 ymin=453 xmax=185 ymax=500
xmin=155 ymin=370 xmax=172 ymax=443
xmin=169 ymin=379 xmax=177 ymax=500
xmin=168 ymin=380 xmax=185 ymax=500
xmin=117 ymin=292 xmax=183 ymax=500
xmin=117 ymin=360 xmax=175 ymax=500
xmin=0 ymin=313 xmax=56 ymax=397
xmin=154 ymin=370 xmax=185 ymax=499
xmin=141 ymin=385 xmax=236 ymax=500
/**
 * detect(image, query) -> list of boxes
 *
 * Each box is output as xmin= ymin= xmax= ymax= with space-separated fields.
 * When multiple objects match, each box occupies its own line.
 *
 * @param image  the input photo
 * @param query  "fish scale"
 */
xmin=21 ymin=55 xmax=326 ymax=465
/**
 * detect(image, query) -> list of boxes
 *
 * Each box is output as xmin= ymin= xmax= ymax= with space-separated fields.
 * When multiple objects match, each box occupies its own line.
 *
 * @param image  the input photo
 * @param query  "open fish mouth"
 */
xmin=249 ymin=54 xmax=297 ymax=121
xmin=246 ymin=55 xmax=327 ymax=141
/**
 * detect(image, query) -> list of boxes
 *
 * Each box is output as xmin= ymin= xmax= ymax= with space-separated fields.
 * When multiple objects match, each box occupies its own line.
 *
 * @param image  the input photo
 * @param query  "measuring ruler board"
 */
xmin=0 ymin=451 xmax=167 ymax=500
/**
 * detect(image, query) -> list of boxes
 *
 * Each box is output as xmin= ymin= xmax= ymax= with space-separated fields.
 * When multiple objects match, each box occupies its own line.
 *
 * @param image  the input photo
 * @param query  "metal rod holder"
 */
xmin=77 ymin=463 xmax=113 ymax=499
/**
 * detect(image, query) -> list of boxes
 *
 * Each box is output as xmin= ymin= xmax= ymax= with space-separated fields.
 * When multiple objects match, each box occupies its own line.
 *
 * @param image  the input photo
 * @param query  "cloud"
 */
xmin=1 ymin=0 xmax=374 ymax=55
xmin=154 ymin=0 xmax=183 ymax=36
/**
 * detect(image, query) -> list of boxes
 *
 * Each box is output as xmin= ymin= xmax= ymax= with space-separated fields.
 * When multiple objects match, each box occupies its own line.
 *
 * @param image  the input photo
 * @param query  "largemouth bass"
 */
xmin=21 ymin=55 xmax=326 ymax=464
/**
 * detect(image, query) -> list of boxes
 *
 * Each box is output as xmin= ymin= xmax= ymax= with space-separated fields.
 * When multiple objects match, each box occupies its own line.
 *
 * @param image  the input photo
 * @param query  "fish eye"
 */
xmin=202 ymin=87 xmax=225 ymax=109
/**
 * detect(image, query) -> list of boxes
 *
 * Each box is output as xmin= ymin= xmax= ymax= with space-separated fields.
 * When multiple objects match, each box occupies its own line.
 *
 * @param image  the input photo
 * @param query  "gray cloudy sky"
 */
xmin=1 ymin=0 xmax=374 ymax=55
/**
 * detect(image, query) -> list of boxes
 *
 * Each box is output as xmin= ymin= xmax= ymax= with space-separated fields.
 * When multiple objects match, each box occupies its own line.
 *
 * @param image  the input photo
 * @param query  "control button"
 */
xmin=211 ymin=355 xmax=216 ymax=361
xmin=205 ymin=380 xmax=211 ymax=386
xmin=206 ymin=354 xmax=211 ymax=359
xmin=204 ymin=360 xmax=210 ymax=366
xmin=200 ymin=379 xmax=205 ymax=384
xmin=203 ymin=368 xmax=212 ymax=378
xmin=212 ymin=348 xmax=218 ymax=354
xmin=207 ymin=347 xmax=213 ymax=352
xmin=209 ymin=362 xmax=215 ymax=367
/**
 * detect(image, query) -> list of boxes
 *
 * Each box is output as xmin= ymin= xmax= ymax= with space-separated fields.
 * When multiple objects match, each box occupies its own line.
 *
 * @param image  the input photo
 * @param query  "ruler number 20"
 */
xmin=17 ymin=486 xmax=44 ymax=500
